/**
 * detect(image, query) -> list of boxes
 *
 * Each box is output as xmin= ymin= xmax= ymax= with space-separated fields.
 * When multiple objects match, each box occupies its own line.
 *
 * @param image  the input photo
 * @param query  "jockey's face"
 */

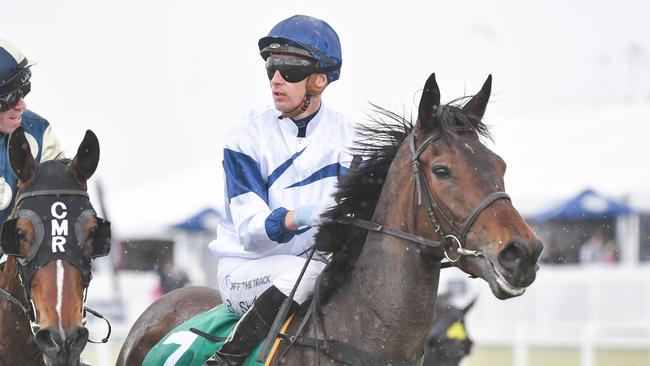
xmin=0 ymin=96 xmax=26 ymax=134
xmin=268 ymin=54 xmax=311 ymax=114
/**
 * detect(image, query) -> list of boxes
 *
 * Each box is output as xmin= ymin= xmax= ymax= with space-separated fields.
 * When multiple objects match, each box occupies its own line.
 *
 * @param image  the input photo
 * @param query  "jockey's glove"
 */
xmin=292 ymin=203 xmax=329 ymax=228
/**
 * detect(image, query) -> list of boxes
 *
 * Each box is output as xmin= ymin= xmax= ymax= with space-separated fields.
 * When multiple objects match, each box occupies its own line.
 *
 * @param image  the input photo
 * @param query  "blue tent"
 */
xmin=533 ymin=189 xmax=633 ymax=222
xmin=170 ymin=207 xmax=220 ymax=232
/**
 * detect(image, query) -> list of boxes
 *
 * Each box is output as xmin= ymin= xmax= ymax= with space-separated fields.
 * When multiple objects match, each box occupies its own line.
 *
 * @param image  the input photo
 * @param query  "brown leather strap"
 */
xmin=336 ymin=217 xmax=444 ymax=251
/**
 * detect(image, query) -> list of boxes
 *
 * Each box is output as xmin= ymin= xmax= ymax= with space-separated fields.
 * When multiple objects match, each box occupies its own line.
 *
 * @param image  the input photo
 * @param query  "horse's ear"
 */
xmin=8 ymin=126 xmax=37 ymax=182
xmin=417 ymin=72 xmax=441 ymax=131
xmin=462 ymin=74 xmax=492 ymax=122
xmin=70 ymin=130 xmax=100 ymax=182
xmin=462 ymin=296 xmax=478 ymax=315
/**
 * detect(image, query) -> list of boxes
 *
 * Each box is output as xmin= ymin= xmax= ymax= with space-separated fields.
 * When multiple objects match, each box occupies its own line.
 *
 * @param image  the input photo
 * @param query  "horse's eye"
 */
xmin=432 ymin=165 xmax=452 ymax=179
xmin=17 ymin=230 xmax=27 ymax=242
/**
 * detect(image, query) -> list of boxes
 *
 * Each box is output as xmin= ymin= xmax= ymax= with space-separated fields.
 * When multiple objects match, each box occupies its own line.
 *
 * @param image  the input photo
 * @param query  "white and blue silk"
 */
xmin=210 ymin=105 xmax=356 ymax=259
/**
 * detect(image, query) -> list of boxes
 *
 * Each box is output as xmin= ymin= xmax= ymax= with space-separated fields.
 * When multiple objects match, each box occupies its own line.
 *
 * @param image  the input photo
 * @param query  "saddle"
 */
xmin=142 ymin=305 xmax=293 ymax=366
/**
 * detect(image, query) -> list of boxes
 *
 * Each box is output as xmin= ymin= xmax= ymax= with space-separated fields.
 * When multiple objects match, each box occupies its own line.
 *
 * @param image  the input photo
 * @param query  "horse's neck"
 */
xmin=0 ymin=260 xmax=42 ymax=365
xmin=320 ymin=150 xmax=442 ymax=361
xmin=328 ymin=236 xmax=440 ymax=353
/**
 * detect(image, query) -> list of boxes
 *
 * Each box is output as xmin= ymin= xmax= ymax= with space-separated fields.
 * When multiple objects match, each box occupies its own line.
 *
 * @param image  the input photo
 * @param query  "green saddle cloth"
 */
xmin=142 ymin=304 xmax=266 ymax=366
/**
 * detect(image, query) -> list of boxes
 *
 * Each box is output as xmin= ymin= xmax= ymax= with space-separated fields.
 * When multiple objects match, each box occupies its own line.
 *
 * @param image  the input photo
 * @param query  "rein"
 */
xmin=334 ymin=216 xmax=480 ymax=268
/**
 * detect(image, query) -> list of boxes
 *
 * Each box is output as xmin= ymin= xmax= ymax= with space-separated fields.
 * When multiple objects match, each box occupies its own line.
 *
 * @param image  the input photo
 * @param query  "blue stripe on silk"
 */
xmin=223 ymin=149 xmax=267 ymax=203
xmin=286 ymin=163 xmax=346 ymax=189
xmin=268 ymin=148 xmax=306 ymax=188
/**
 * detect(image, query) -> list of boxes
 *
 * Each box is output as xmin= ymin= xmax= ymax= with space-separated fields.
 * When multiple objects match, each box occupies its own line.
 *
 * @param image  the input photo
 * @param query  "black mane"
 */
xmin=314 ymin=100 xmax=491 ymax=301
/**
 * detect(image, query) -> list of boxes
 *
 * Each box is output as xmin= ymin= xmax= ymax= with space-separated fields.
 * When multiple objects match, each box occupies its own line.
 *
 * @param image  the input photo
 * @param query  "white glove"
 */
xmin=292 ymin=203 xmax=329 ymax=227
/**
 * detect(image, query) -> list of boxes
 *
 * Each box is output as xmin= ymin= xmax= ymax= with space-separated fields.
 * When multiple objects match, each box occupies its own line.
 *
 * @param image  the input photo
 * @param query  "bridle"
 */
xmin=338 ymin=130 xmax=511 ymax=265
xmin=0 ymin=188 xmax=111 ymax=342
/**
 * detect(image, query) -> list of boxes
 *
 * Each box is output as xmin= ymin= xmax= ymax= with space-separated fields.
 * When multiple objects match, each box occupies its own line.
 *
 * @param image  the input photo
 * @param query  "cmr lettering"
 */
xmin=51 ymin=202 xmax=68 ymax=253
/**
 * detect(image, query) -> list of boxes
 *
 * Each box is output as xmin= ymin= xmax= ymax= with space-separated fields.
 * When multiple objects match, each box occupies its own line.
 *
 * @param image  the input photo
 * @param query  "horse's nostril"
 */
xmin=498 ymin=241 xmax=527 ymax=270
xmin=35 ymin=325 xmax=89 ymax=361
xmin=35 ymin=328 xmax=61 ymax=355
xmin=68 ymin=326 xmax=89 ymax=352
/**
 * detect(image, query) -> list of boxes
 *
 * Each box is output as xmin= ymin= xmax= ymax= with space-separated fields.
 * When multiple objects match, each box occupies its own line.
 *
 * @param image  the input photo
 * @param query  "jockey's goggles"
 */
xmin=265 ymin=55 xmax=323 ymax=83
xmin=0 ymin=82 xmax=30 ymax=112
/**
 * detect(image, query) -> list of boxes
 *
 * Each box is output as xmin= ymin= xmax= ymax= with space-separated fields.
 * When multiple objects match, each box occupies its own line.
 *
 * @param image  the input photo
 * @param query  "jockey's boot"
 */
xmin=206 ymin=286 xmax=296 ymax=366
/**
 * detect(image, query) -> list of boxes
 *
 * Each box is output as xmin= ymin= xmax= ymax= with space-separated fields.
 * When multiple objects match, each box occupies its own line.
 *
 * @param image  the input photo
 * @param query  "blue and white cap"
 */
xmin=259 ymin=15 xmax=342 ymax=83
xmin=0 ymin=38 xmax=32 ymax=96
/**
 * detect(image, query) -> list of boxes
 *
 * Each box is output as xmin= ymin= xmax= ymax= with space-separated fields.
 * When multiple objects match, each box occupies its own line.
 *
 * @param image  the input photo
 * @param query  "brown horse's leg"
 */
xmin=116 ymin=286 xmax=221 ymax=366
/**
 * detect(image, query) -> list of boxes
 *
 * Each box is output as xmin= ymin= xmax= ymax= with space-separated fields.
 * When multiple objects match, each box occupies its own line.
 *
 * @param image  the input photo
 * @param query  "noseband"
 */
xmin=339 ymin=131 xmax=510 ymax=264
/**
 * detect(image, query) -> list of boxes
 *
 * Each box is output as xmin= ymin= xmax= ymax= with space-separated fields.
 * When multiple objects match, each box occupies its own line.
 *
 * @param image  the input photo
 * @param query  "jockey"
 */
xmin=208 ymin=15 xmax=356 ymax=365
xmin=0 ymin=38 xmax=65 ymax=266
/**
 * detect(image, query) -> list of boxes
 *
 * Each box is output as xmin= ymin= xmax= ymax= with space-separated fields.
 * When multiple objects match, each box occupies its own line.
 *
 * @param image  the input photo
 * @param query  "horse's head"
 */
xmin=423 ymin=295 xmax=475 ymax=366
xmin=411 ymin=73 xmax=543 ymax=299
xmin=0 ymin=127 xmax=110 ymax=366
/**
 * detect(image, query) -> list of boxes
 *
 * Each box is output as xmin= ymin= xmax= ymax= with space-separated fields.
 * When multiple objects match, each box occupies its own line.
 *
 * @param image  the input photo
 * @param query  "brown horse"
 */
xmin=0 ymin=127 xmax=111 ymax=366
xmin=117 ymin=73 xmax=543 ymax=365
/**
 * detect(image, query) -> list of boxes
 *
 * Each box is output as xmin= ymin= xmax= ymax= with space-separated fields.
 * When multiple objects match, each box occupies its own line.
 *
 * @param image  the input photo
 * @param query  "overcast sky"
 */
xmin=4 ymin=0 xmax=650 ymax=236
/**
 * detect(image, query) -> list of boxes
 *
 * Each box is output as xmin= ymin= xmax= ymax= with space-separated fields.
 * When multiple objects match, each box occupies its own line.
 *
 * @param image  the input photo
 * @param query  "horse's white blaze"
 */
xmin=56 ymin=259 xmax=65 ymax=337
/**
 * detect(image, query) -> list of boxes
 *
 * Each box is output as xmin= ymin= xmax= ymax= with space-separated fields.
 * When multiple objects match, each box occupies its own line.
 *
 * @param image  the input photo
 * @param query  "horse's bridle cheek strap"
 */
xmin=411 ymin=133 xmax=458 ymax=231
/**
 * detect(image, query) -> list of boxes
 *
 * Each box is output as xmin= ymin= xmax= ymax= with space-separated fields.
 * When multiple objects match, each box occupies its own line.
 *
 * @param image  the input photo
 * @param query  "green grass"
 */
xmin=466 ymin=347 xmax=512 ymax=366
xmin=596 ymin=349 xmax=650 ymax=366
xmin=463 ymin=346 xmax=650 ymax=366
xmin=529 ymin=347 xmax=580 ymax=366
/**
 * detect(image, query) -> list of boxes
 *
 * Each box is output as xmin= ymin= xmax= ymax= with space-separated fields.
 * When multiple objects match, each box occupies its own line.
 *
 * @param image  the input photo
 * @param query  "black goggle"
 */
xmin=265 ymin=56 xmax=321 ymax=83
xmin=0 ymin=82 xmax=31 ymax=112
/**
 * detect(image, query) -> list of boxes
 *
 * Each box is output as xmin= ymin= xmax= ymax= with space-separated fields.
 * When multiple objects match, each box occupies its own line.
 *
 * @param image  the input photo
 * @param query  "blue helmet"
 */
xmin=0 ymin=38 xmax=32 ymax=96
xmin=259 ymin=15 xmax=342 ymax=83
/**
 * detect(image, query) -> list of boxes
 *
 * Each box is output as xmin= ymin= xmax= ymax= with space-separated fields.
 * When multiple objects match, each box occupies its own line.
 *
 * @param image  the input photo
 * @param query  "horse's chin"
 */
xmin=469 ymin=256 xmax=527 ymax=300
